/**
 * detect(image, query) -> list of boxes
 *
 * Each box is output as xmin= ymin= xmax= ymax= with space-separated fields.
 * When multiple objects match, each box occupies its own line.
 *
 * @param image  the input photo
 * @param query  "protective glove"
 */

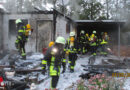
xmin=42 ymin=65 xmax=46 ymax=75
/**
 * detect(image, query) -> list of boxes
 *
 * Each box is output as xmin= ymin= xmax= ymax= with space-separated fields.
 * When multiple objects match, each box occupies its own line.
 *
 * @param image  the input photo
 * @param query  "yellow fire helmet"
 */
xmin=70 ymin=37 xmax=75 ymax=42
xmin=49 ymin=41 xmax=55 ymax=47
xmin=91 ymin=34 xmax=95 ymax=38
xmin=86 ymin=33 xmax=89 ymax=37
xmin=26 ymin=24 xmax=31 ymax=29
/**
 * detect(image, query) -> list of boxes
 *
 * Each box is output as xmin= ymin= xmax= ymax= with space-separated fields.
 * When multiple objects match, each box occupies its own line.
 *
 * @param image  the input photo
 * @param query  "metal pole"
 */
xmin=106 ymin=0 xmax=109 ymax=19
xmin=36 ymin=20 xmax=38 ymax=52
xmin=116 ymin=0 xmax=118 ymax=20
xmin=53 ymin=0 xmax=57 ymax=41
xmin=118 ymin=24 xmax=120 ymax=58
xmin=62 ymin=0 xmax=65 ymax=17
xmin=53 ymin=0 xmax=56 ymax=9
xmin=53 ymin=10 xmax=56 ymax=41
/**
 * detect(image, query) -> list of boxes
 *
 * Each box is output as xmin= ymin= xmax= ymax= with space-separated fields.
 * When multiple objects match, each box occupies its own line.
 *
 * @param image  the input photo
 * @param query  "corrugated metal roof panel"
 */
xmin=75 ymin=20 xmax=126 ymax=23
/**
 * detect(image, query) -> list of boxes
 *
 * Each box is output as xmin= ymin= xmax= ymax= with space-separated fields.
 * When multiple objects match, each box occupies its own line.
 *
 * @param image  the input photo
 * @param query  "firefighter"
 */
xmin=65 ymin=31 xmax=78 ymax=73
xmin=15 ymin=19 xmax=27 ymax=59
xmin=100 ymin=32 xmax=109 ymax=56
xmin=79 ymin=30 xmax=87 ymax=54
xmin=89 ymin=30 xmax=97 ymax=56
xmin=43 ymin=41 xmax=56 ymax=68
xmin=42 ymin=36 xmax=66 ymax=89
xmin=49 ymin=41 xmax=55 ymax=47
xmin=49 ymin=41 xmax=66 ymax=73
xmin=43 ymin=41 xmax=54 ymax=55
xmin=85 ymin=33 xmax=90 ymax=53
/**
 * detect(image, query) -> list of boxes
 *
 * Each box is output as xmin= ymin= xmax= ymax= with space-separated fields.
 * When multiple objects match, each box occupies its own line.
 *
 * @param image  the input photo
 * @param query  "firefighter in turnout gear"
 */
xmin=15 ymin=19 xmax=27 ymax=59
xmin=42 ymin=36 xmax=66 ymax=89
xmin=89 ymin=30 xmax=97 ymax=56
xmin=100 ymin=32 xmax=109 ymax=56
xmin=42 ymin=41 xmax=55 ymax=71
xmin=85 ymin=33 xmax=90 ymax=52
xmin=79 ymin=30 xmax=87 ymax=54
xmin=49 ymin=41 xmax=55 ymax=47
xmin=49 ymin=41 xmax=66 ymax=73
xmin=65 ymin=31 xmax=78 ymax=73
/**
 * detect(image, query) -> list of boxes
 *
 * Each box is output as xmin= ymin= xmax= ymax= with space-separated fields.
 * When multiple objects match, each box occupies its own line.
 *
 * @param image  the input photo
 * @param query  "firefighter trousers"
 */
xmin=100 ymin=44 xmax=108 ymax=55
xmin=16 ymin=40 xmax=26 ymax=59
xmin=90 ymin=45 xmax=97 ymax=56
xmin=51 ymin=75 xmax=59 ymax=89
xmin=62 ymin=62 xmax=66 ymax=73
xmin=68 ymin=53 xmax=77 ymax=72
xmin=80 ymin=43 xmax=86 ymax=54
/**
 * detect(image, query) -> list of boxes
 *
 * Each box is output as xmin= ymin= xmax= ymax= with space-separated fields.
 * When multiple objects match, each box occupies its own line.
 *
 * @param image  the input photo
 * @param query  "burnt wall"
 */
xmin=3 ymin=14 xmax=53 ymax=53
xmin=0 ymin=12 xmax=3 ymax=52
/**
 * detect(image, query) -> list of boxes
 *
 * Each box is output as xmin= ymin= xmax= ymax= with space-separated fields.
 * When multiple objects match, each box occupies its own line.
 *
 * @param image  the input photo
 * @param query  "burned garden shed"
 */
xmin=75 ymin=20 xmax=126 ymax=57
xmin=1 ymin=9 xmax=75 ymax=54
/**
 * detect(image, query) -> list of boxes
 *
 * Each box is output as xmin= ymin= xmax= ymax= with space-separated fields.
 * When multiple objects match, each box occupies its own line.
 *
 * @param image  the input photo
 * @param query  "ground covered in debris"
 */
xmin=0 ymin=53 xmax=130 ymax=90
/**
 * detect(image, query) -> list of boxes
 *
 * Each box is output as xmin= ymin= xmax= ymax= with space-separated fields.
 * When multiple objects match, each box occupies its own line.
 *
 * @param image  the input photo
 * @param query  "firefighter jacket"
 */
xmin=79 ymin=34 xmax=86 ymax=44
xmin=86 ymin=36 xmax=90 ymax=44
xmin=42 ymin=44 xmax=65 ymax=76
xmin=101 ymin=35 xmax=109 ymax=45
xmin=89 ymin=35 xmax=97 ymax=46
xmin=16 ymin=23 xmax=27 ymax=43
xmin=65 ymin=38 xmax=78 ymax=53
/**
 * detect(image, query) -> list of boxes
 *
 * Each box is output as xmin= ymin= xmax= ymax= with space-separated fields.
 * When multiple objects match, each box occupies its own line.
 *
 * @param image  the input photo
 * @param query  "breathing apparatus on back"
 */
xmin=69 ymin=31 xmax=75 ymax=47
xmin=25 ymin=24 xmax=32 ymax=36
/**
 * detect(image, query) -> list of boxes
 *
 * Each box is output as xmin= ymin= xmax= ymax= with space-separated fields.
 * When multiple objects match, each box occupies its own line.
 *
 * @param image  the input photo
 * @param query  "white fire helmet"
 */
xmin=70 ymin=31 xmax=75 ymax=36
xmin=55 ymin=36 xmax=65 ymax=45
xmin=15 ymin=19 xmax=22 ymax=24
xmin=81 ymin=30 xmax=85 ymax=34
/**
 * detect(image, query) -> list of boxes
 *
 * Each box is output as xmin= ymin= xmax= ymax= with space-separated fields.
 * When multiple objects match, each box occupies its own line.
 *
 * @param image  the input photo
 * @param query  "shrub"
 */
xmin=76 ymin=74 xmax=125 ymax=90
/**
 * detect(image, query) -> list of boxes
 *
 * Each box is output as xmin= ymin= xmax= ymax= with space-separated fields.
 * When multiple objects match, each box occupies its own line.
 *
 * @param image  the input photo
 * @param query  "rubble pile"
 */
xmin=80 ymin=56 xmax=130 ymax=80
xmin=0 ymin=52 xmax=130 ymax=90
xmin=0 ymin=53 xmax=45 ymax=90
